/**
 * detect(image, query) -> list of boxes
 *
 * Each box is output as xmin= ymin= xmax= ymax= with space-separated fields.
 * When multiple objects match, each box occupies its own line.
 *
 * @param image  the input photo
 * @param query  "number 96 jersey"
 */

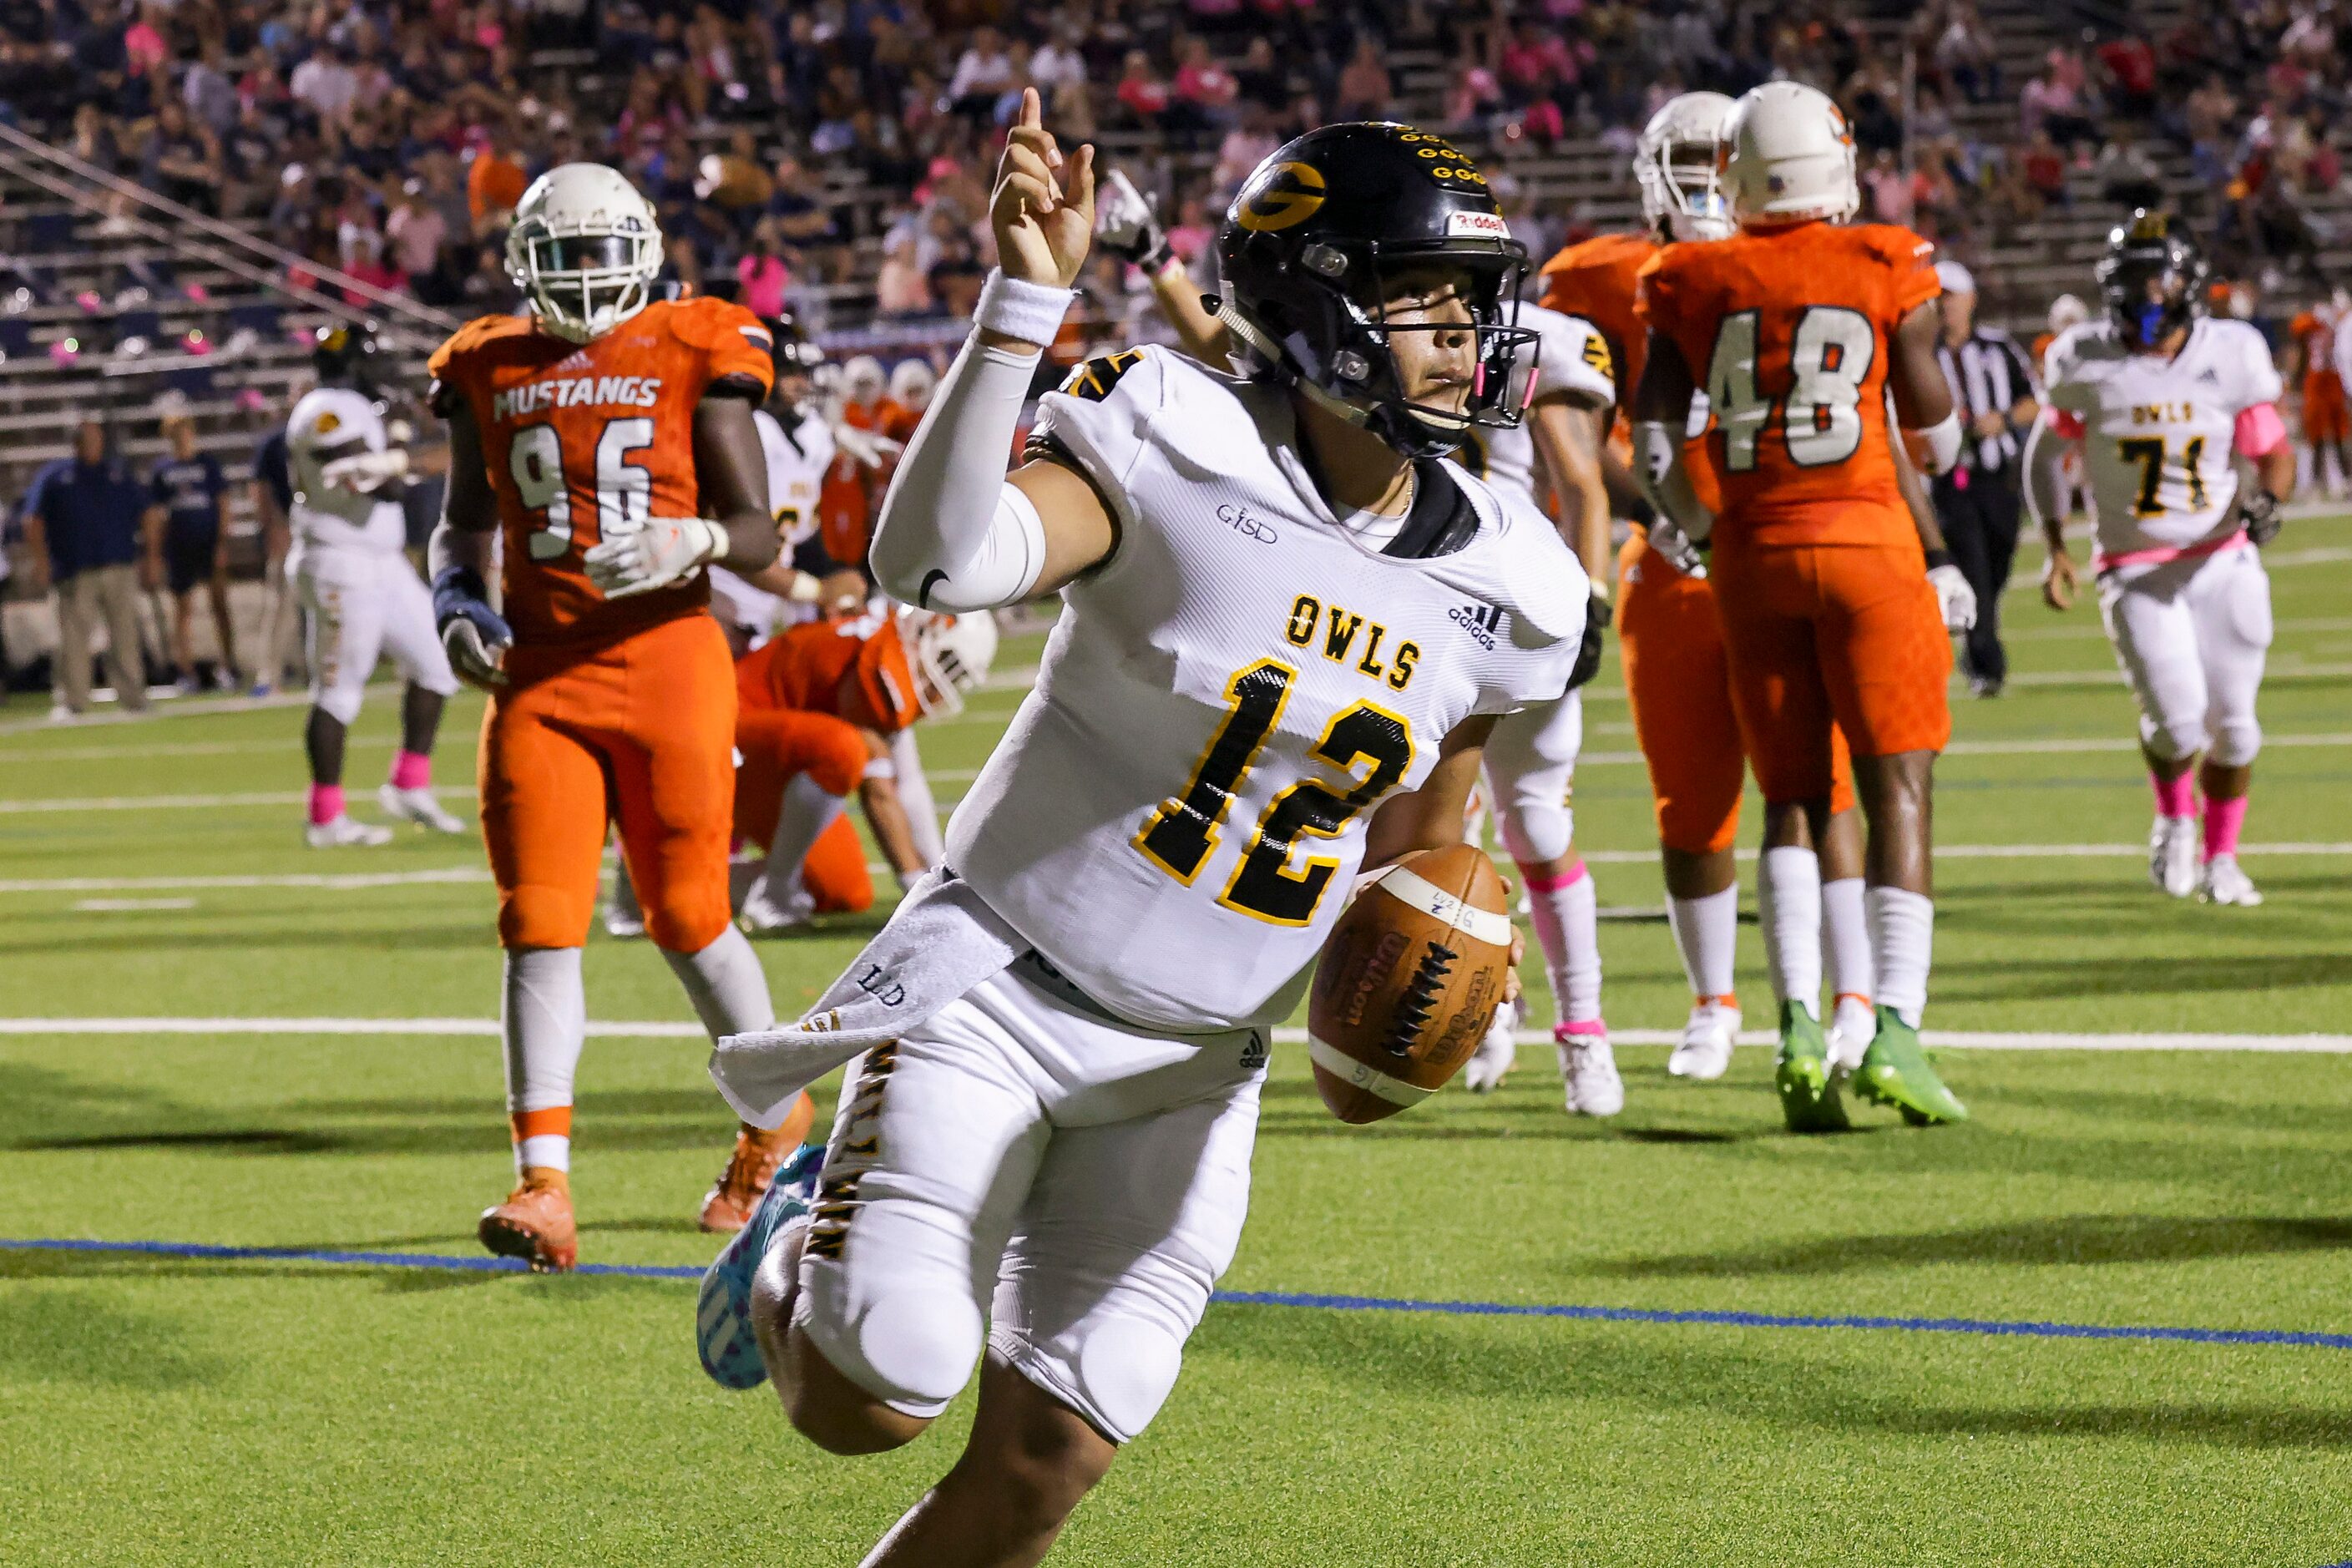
xmin=427 ymin=298 xmax=775 ymax=647
xmin=951 ymin=345 xmax=1587 ymax=1035
xmin=1639 ymin=222 xmax=1940 ymax=547
xmin=2041 ymin=316 xmax=2284 ymax=563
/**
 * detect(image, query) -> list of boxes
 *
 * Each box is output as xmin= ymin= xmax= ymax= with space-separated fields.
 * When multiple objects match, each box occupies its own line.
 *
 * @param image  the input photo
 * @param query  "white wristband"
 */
xmin=974 ymin=269 xmax=1076 ymax=346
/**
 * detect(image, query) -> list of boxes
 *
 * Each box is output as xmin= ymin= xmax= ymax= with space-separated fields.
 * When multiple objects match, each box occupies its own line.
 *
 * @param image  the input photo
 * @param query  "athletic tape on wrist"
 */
xmin=974 ymin=268 xmax=1076 ymax=346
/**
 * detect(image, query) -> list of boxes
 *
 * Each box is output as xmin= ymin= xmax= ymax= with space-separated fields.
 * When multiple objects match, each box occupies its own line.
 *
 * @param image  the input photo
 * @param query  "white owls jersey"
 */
xmin=2043 ymin=317 xmax=2284 ymax=561
xmin=713 ymin=406 xmax=840 ymax=639
xmin=951 ymin=345 xmax=1586 ymax=1035
xmin=1465 ymin=302 xmax=1617 ymax=513
xmin=286 ymin=386 xmax=406 ymax=553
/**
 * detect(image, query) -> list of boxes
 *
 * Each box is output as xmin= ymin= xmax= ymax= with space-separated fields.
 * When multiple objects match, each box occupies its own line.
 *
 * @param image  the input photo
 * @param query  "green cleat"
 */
xmin=1773 ymin=1001 xmax=1849 ymax=1134
xmin=1852 ymin=1006 xmax=1969 ymax=1125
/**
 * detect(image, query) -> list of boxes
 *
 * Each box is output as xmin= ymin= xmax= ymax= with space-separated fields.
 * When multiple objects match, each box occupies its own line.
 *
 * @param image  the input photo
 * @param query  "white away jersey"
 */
xmin=1465 ymin=301 xmax=1616 ymax=513
xmin=2043 ymin=317 xmax=2283 ymax=560
xmin=286 ymin=386 xmax=406 ymax=553
xmin=952 ymin=344 xmax=1587 ymax=1034
xmin=713 ymin=405 xmax=839 ymax=640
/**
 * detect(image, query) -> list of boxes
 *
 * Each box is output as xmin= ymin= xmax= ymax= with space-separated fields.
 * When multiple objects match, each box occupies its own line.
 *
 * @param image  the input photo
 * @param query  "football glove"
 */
xmin=583 ymin=515 xmax=729 ymax=599
xmin=1095 ymin=168 xmax=1175 ymax=275
xmin=1644 ymin=514 xmax=1707 ymax=579
xmin=1566 ymin=589 xmax=1607 ymax=691
xmin=1925 ymin=556 xmax=1977 ymax=633
xmin=431 ymin=564 xmax=511 ymax=688
xmin=320 ymin=448 xmax=410 ymax=493
xmin=2242 ymin=488 xmax=2284 ymax=546
xmin=831 ymin=421 xmax=903 ymax=471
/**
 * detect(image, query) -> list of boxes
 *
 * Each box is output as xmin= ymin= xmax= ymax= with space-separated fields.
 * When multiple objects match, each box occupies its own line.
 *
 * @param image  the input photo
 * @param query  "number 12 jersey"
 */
xmin=1638 ymin=222 xmax=1940 ymax=547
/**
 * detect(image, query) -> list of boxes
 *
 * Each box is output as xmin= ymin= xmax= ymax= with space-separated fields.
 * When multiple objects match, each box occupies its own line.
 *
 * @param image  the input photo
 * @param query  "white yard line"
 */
xmin=0 ymin=867 xmax=490 ymax=893
xmin=0 ymin=1015 xmax=2339 ymax=1052
xmin=0 ymin=787 xmax=474 ymax=815
xmin=71 ymin=897 xmax=196 ymax=912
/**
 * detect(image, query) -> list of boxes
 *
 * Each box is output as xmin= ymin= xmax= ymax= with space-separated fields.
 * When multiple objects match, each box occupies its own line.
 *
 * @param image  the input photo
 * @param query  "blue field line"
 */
xmin=9 ymin=1236 xmax=2352 ymax=1353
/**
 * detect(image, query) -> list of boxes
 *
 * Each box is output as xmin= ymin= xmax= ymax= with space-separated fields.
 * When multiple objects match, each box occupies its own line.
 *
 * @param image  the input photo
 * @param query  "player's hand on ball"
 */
xmin=993 ymin=87 xmax=1095 ymax=290
xmin=2042 ymin=549 xmax=2078 ymax=612
xmin=584 ymin=515 xmax=728 ymax=599
xmin=1928 ymin=563 xmax=1977 ymax=632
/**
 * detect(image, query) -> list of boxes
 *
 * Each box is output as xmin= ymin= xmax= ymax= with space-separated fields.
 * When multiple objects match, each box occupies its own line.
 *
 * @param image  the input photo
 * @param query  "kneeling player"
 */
xmin=2026 ymin=213 xmax=2294 ymax=907
xmin=697 ymin=101 xmax=1586 ymax=1563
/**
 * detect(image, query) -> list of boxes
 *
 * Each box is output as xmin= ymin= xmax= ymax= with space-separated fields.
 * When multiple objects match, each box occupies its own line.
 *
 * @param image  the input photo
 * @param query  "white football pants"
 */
xmin=1483 ymin=687 xmax=1582 ymax=866
xmin=2097 ymin=544 xmax=2271 ymax=767
xmin=294 ymin=544 xmax=458 ymax=725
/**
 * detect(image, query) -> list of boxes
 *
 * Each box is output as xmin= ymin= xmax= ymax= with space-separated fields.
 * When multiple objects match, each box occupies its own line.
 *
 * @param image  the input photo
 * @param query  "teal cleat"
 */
xmin=1852 ymin=1007 xmax=1969 ymax=1125
xmin=696 ymin=1141 xmax=824 ymax=1390
xmin=1773 ymin=1000 xmax=1849 ymax=1134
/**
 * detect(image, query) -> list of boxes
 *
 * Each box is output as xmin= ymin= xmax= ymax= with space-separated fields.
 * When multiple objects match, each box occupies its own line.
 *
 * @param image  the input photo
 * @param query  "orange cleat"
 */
xmin=478 ymin=1169 xmax=578 ymax=1272
xmin=698 ymin=1095 xmax=815 ymax=1234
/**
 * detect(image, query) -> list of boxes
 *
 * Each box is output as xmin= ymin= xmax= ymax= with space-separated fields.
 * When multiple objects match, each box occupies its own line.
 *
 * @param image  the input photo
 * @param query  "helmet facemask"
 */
xmin=2097 ymin=237 xmax=2204 ymax=351
xmin=508 ymin=222 xmax=661 ymax=344
xmin=1638 ymin=134 xmax=1732 ymax=241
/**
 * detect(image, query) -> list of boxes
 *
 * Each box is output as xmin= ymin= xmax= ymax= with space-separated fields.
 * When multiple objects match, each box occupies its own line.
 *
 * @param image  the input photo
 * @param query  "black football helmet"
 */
xmin=1216 ymin=123 xmax=1536 ymax=458
xmin=766 ymin=314 xmax=824 ymax=379
xmin=2096 ymin=210 xmax=2207 ymax=350
xmin=313 ymin=321 xmax=387 ymax=391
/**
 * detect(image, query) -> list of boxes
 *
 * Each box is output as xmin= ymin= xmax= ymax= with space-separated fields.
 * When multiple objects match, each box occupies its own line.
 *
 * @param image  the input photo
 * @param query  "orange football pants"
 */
xmin=735 ymin=708 xmax=876 ymax=913
xmin=1617 ymin=534 xmax=1854 ymax=852
xmin=2304 ymin=372 xmax=2349 ymax=443
xmin=1707 ymin=538 xmax=1951 ymax=804
xmin=478 ymin=614 xmax=738 ymax=953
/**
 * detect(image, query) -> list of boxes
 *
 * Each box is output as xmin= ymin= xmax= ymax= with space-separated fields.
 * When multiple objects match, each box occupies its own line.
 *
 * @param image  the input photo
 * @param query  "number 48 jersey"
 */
xmin=1638 ymin=222 xmax=1940 ymax=547
xmin=427 ymin=298 xmax=775 ymax=647
xmin=953 ymin=345 xmax=1587 ymax=1035
xmin=2041 ymin=316 xmax=2283 ymax=563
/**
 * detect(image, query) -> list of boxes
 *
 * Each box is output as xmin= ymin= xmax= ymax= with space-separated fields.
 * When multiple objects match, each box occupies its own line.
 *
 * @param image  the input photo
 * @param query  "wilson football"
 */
xmin=1307 ymin=843 xmax=1514 ymax=1124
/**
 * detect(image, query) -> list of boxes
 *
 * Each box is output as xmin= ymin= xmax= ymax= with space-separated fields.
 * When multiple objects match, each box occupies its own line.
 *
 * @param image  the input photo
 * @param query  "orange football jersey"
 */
xmin=1539 ymin=231 xmax=1656 ymax=409
xmin=428 ymin=297 xmax=775 ymax=646
xmin=1640 ymin=222 xmax=1940 ymax=547
xmin=2289 ymin=308 xmax=2344 ymax=393
xmin=736 ymin=607 xmax=919 ymax=733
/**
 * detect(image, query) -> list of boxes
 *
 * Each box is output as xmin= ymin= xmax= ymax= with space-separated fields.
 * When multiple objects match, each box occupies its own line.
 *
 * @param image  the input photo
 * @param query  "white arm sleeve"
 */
xmin=869 ymin=336 xmax=1050 ymax=612
xmin=1907 ymin=408 xmax=1964 ymax=476
xmin=1632 ymin=418 xmax=1715 ymax=542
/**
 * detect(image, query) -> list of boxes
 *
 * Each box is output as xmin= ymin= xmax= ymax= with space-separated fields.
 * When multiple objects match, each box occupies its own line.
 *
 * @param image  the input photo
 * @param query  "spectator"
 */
xmin=467 ymin=124 xmax=530 ymax=237
xmin=144 ymin=412 xmax=238 ymax=691
xmin=2022 ymin=130 xmax=2071 ymax=210
xmin=948 ymin=27 xmax=1014 ymax=119
xmin=1173 ymin=36 xmax=1241 ymax=129
xmin=22 ymin=421 xmax=153 ymax=719
xmin=2096 ymin=32 xmax=2160 ymax=124
xmin=1334 ymin=36 xmax=1392 ymax=122
xmin=386 ymin=180 xmax=450 ymax=293
xmin=737 ymin=220 xmax=792 ymax=318
xmin=1115 ymin=49 xmax=1174 ymax=129
xmin=288 ymin=43 xmax=359 ymax=127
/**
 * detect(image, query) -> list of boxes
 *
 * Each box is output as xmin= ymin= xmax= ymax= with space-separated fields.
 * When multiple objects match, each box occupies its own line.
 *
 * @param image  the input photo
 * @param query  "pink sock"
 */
xmin=2203 ymin=794 xmax=2248 ymax=862
xmin=389 ymin=749 xmax=432 ymax=791
xmin=307 ymin=783 xmax=344 ymax=826
xmin=1523 ymin=859 xmax=1589 ymax=895
xmin=1555 ymin=1017 xmax=1608 ymax=1040
xmin=2150 ymin=770 xmax=2195 ymax=819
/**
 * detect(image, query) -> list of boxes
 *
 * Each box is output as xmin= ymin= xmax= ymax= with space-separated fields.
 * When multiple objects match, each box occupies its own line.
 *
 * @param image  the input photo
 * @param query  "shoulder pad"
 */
xmin=427 ymin=313 xmax=533 ymax=380
xmin=665 ymin=296 xmax=774 ymax=354
xmin=1055 ymin=347 xmax=1151 ymax=403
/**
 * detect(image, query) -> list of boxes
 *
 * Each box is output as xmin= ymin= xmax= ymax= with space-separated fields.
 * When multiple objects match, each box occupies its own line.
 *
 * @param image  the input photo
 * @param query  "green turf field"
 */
xmin=1 ymin=526 xmax=2349 ymax=1566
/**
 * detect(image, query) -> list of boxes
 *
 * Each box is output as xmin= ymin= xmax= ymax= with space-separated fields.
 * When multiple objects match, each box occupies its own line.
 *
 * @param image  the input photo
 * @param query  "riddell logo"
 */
xmin=1449 ymin=602 xmax=1506 ymax=650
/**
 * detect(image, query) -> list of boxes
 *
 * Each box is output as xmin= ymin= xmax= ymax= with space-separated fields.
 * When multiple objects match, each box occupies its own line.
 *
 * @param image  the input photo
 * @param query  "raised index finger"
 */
xmin=1018 ymin=84 xmax=1040 ymax=133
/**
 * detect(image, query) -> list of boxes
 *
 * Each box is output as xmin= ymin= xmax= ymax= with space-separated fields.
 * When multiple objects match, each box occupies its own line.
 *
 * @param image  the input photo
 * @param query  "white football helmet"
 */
xmin=2048 ymin=292 xmax=2089 ymax=335
xmin=1636 ymin=92 xmax=1737 ymax=242
xmin=505 ymin=163 xmax=664 ymax=343
xmin=842 ymin=354 xmax=888 ymax=407
xmin=888 ymin=357 xmax=937 ymax=413
xmin=1723 ymin=82 xmax=1859 ymax=227
xmin=899 ymin=606 xmax=997 ymax=718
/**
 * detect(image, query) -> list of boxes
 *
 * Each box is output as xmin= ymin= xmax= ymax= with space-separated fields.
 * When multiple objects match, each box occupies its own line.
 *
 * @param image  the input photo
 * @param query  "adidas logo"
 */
xmin=1449 ymin=601 xmax=1506 ymax=650
xmin=2197 ymin=367 xmax=2221 ymax=384
xmin=553 ymin=348 xmax=594 ymax=372
xmin=1240 ymin=1031 xmax=1267 ymax=1071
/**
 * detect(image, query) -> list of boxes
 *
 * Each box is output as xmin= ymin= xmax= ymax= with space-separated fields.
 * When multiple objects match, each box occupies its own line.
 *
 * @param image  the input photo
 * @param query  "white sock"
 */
xmin=1666 ymin=883 xmax=1739 ymax=1006
xmin=1756 ymin=846 xmax=1823 ymax=1017
xmin=1525 ymin=862 xmax=1602 ymax=1026
xmin=503 ymin=947 xmax=585 ymax=1173
xmin=663 ymin=924 xmax=777 ymax=1041
xmin=1866 ymin=884 xmax=1935 ymax=1029
xmin=761 ymin=773 xmax=847 ymax=903
xmin=1820 ymin=876 xmax=1874 ymax=1007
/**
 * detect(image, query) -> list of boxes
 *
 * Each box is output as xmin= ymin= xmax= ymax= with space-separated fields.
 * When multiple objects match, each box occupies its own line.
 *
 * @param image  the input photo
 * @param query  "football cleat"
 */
xmin=699 ymin=1117 xmax=808 ymax=1234
xmin=1828 ymin=994 xmax=1877 ymax=1075
xmin=737 ymin=879 xmax=813 ymax=936
xmin=1667 ymin=1001 xmax=1740 ymax=1080
xmin=306 ymin=814 xmax=392 ymax=848
xmin=2148 ymin=814 xmax=2198 ymax=898
xmin=1555 ymin=1025 xmax=1623 ymax=1116
xmin=1773 ymin=1001 xmax=1848 ymax=1133
xmin=2199 ymin=853 xmax=2263 ymax=907
xmin=1463 ymin=997 xmax=1519 ymax=1092
xmin=1851 ymin=1007 xmax=1968 ymax=1125
xmin=378 ymin=781 xmax=468 ymax=834
xmin=478 ymin=1172 xmax=579 ymax=1272
xmin=697 ymin=1142 xmax=825 ymax=1390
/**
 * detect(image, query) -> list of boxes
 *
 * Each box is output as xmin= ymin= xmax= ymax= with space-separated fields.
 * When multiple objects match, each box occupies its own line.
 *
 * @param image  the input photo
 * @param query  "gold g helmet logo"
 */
xmin=1235 ymin=161 xmax=1328 ymax=232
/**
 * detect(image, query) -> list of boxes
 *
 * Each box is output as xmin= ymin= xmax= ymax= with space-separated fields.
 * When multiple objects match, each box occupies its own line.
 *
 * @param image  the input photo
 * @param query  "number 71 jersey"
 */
xmin=1638 ymin=222 xmax=1940 ymax=547
xmin=2041 ymin=316 xmax=2283 ymax=563
xmin=427 ymin=298 xmax=775 ymax=646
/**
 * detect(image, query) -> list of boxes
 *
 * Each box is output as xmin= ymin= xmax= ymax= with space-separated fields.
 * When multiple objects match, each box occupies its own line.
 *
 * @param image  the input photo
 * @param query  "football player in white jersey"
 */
xmin=2026 ymin=213 xmax=2294 ymax=907
xmin=285 ymin=325 xmax=463 ymax=847
xmin=709 ymin=316 xmax=838 ymax=651
xmin=695 ymin=94 xmax=1587 ymax=1564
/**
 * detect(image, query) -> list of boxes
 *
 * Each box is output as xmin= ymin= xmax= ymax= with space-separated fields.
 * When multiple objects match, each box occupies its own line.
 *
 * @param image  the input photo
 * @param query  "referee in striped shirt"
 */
xmin=1931 ymin=261 xmax=2041 ymax=695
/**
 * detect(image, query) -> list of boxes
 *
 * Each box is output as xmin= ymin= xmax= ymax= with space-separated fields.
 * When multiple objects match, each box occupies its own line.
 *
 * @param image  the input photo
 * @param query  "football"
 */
xmin=1307 ymin=844 xmax=1515 ymax=1124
